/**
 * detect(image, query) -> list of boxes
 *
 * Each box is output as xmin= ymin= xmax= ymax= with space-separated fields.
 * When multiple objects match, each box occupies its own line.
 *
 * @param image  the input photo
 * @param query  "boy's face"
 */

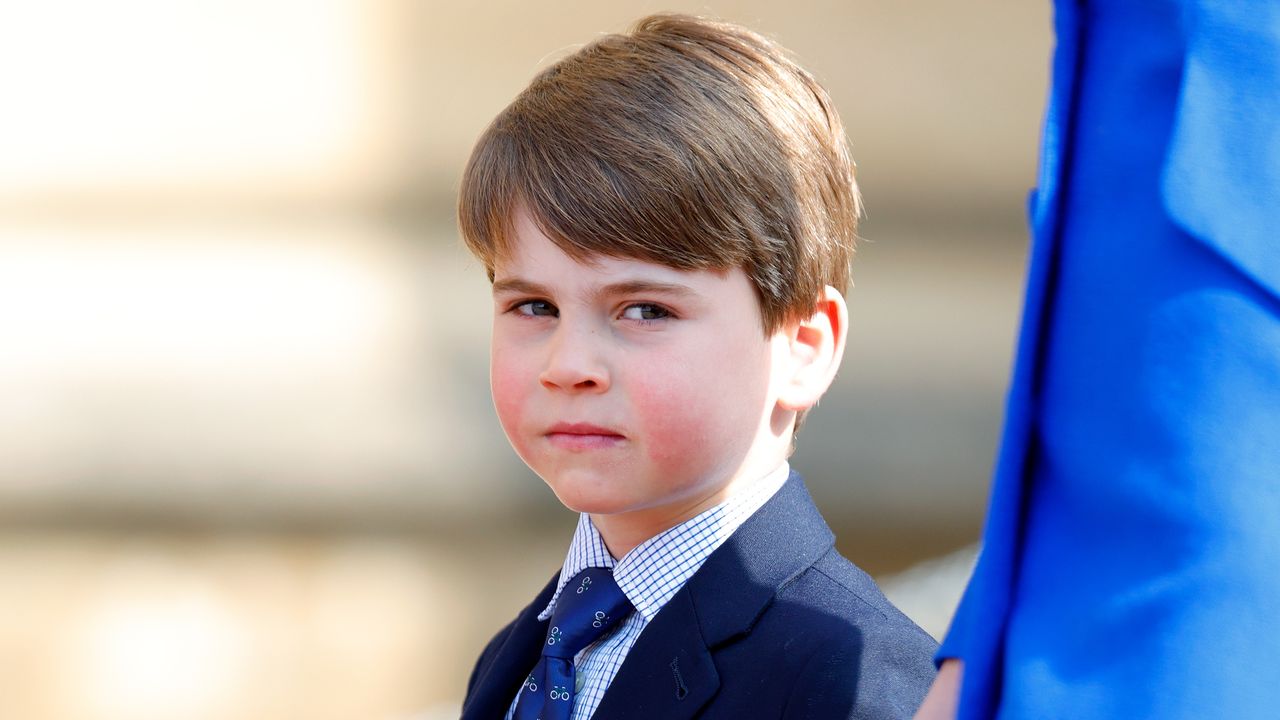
xmin=489 ymin=210 xmax=794 ymax=551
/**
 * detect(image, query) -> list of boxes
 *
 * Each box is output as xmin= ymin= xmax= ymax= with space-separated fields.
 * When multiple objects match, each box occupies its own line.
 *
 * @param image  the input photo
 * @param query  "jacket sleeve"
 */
xmin=783 ymin=619 xmax=937 ymax=720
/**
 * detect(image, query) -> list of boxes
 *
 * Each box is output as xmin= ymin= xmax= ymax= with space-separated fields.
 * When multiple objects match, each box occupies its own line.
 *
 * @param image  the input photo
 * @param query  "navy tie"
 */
xmin=513 ymin=567 xmax=633 ymax=720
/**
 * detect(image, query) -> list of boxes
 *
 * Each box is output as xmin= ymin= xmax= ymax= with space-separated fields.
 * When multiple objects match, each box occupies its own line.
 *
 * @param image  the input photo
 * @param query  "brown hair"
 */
xmin=458 ymin=13 xmax=860 ymax=333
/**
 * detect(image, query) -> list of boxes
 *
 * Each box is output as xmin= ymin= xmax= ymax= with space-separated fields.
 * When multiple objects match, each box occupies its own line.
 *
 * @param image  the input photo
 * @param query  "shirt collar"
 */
xmin=538 ymin=462 xmax=790 ymax=622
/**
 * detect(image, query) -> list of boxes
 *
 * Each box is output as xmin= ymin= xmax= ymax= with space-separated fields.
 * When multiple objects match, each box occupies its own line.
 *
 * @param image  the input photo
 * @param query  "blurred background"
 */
xmin=0 ymin=1 xmax=1050 ymax=718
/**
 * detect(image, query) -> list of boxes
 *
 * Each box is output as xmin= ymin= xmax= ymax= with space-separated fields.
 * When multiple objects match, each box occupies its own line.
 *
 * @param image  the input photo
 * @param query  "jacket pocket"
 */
xmin=1159 ymin=0 xmax=1280 ymax=300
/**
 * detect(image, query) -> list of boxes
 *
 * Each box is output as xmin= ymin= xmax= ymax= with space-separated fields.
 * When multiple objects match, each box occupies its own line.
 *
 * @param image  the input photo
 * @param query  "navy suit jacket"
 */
xmin=462 ymin=473 xmax=937 ymax=719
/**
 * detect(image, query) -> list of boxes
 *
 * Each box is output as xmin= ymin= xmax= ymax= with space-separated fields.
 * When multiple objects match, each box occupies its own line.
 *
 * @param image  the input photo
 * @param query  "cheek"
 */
xmin=632 ymin=378 xmax=708 ymax=467
xmin=490 ymin=347 xmax=531 ymax=439
xmin=632 ymin=345 xmax=770 ymax=469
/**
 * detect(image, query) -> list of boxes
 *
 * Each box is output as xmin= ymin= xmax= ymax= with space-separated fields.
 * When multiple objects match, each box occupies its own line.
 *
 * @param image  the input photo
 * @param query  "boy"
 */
xmin=458 ymin=14 xmax=937 ymax=720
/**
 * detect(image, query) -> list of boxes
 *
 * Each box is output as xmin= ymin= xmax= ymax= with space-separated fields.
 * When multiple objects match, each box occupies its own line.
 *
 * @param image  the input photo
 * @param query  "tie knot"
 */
xmin=542 ymin=567 xmax=633 ymax=659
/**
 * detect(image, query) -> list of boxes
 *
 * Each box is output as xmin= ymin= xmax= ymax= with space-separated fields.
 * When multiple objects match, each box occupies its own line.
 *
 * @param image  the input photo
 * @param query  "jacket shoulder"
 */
xmin=773 ymin=549 xmax=938 ymax=719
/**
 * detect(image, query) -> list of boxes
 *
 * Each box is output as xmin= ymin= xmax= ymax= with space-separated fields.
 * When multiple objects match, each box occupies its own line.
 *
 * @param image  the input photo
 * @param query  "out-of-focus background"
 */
xmin=0 ymin=2 xmax=1050 ymax=718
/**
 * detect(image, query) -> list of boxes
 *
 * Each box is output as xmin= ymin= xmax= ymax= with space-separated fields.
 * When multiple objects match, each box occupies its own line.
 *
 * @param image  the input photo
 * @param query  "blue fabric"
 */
xmin=464 ymin=472 xmax=938 ymax=720
xmin=513 ymin=567 xmax=632 ymax=720
xmin=940 ymin=0 xmax=1280 ymax=717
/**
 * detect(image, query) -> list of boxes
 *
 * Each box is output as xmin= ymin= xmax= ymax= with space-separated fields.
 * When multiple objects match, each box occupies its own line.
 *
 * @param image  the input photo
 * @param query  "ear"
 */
xmin=777 ymin=285 xmax=848 ymax=412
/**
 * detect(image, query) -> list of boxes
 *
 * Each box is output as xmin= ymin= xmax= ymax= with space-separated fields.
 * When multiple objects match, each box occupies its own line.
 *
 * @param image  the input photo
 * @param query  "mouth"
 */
xmin=545 ymin=422 xmax=626 ymax=450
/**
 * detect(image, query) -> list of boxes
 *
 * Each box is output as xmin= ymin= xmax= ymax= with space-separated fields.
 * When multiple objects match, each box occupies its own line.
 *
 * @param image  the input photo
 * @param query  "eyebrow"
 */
xmin=491 ymin=277 xmax=550 ymax=297
xmin=491 ymin=277 xmax=699 ymax=301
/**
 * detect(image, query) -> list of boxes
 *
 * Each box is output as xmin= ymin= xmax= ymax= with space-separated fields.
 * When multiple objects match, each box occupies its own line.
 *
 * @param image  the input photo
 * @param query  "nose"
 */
xmin=539 ymin=322 xmax=610 ymax=393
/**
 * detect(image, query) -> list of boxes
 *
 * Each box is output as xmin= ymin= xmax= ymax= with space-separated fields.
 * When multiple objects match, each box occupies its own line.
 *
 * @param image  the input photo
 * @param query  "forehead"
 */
xmin=494 ymin=208 xmax=723 ymax=285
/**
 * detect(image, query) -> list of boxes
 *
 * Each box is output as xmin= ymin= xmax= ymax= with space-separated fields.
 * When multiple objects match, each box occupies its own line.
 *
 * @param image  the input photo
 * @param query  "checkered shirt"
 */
xmin=504 ymin=462 xmax=790 ymax=720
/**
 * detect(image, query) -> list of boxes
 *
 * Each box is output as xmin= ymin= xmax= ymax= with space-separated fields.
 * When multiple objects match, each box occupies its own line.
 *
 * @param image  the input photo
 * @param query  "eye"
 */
xmin=620 ymin=303 xmax=671 ymax=321
xmin=513 ymin=300 xmax=558 ymax=317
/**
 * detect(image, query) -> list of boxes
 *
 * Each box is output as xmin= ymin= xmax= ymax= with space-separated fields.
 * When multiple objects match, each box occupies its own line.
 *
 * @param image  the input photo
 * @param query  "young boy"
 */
xmin=457 ymin=14 xmax=937 ymax=720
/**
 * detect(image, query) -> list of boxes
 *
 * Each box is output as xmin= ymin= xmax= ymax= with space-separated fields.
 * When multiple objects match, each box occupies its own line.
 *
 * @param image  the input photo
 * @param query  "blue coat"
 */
xmin=941 ymin=1 xmax=1280 ymax=717
xmin=463 ymin=473 xmax=937 ymax=719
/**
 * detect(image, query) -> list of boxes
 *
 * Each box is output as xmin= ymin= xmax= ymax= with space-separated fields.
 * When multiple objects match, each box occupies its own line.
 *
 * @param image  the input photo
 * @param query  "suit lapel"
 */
xmin=593 ymin=472 xmax=835 ymax=719
xmin=460 ymin=574 xmax=557 ymax=720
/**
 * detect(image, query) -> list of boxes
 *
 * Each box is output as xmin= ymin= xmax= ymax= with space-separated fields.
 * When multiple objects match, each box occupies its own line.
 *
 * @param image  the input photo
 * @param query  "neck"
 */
xmin=590 ymin=460 xmax=785 ymax=559
xmin=591 ymin=492 xmax=728 ymax=559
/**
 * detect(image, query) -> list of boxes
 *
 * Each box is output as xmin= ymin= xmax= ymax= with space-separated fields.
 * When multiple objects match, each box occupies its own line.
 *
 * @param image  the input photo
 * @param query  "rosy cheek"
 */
xmin=633 ymin=342 xmax=771 ymax=475
xmin=631 ymin=376 xmax=715 ymax=470
xmin=490 ymin=355 xmax=529 ymax=444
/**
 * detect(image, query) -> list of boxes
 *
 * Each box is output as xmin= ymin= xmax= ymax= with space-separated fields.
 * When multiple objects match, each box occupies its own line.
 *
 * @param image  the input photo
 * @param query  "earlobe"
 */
xmin=777 ymin=285 xmax=848 ymax=412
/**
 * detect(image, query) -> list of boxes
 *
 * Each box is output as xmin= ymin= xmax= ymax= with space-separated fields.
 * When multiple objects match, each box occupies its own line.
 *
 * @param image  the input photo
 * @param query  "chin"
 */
xmin=543 ymin=470 xmax=639 ymax=516
xmin=548 ymin=486 xmax=638 ymax=517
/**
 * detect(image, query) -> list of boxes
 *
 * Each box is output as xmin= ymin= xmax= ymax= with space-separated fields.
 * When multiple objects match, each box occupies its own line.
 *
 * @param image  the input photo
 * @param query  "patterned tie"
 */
xmin=513 ymin=567 xmax=633 ymax=720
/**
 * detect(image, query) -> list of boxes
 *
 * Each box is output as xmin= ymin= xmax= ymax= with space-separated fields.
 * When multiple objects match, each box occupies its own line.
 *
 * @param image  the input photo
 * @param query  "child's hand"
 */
xmin=913 ymin=659 xmax=962 ymax=720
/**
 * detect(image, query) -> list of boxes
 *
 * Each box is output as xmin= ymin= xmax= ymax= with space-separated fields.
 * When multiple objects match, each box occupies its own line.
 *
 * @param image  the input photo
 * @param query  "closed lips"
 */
xmin=546 ymin=423 xmax=626 ymax=450
xmin=547 ymin=423 xmax=624 ymax=437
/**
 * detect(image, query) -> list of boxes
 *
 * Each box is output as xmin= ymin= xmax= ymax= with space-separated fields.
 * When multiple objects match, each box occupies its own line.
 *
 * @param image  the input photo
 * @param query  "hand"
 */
xmin=913 ymin=659 xmax=962 ymax=720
